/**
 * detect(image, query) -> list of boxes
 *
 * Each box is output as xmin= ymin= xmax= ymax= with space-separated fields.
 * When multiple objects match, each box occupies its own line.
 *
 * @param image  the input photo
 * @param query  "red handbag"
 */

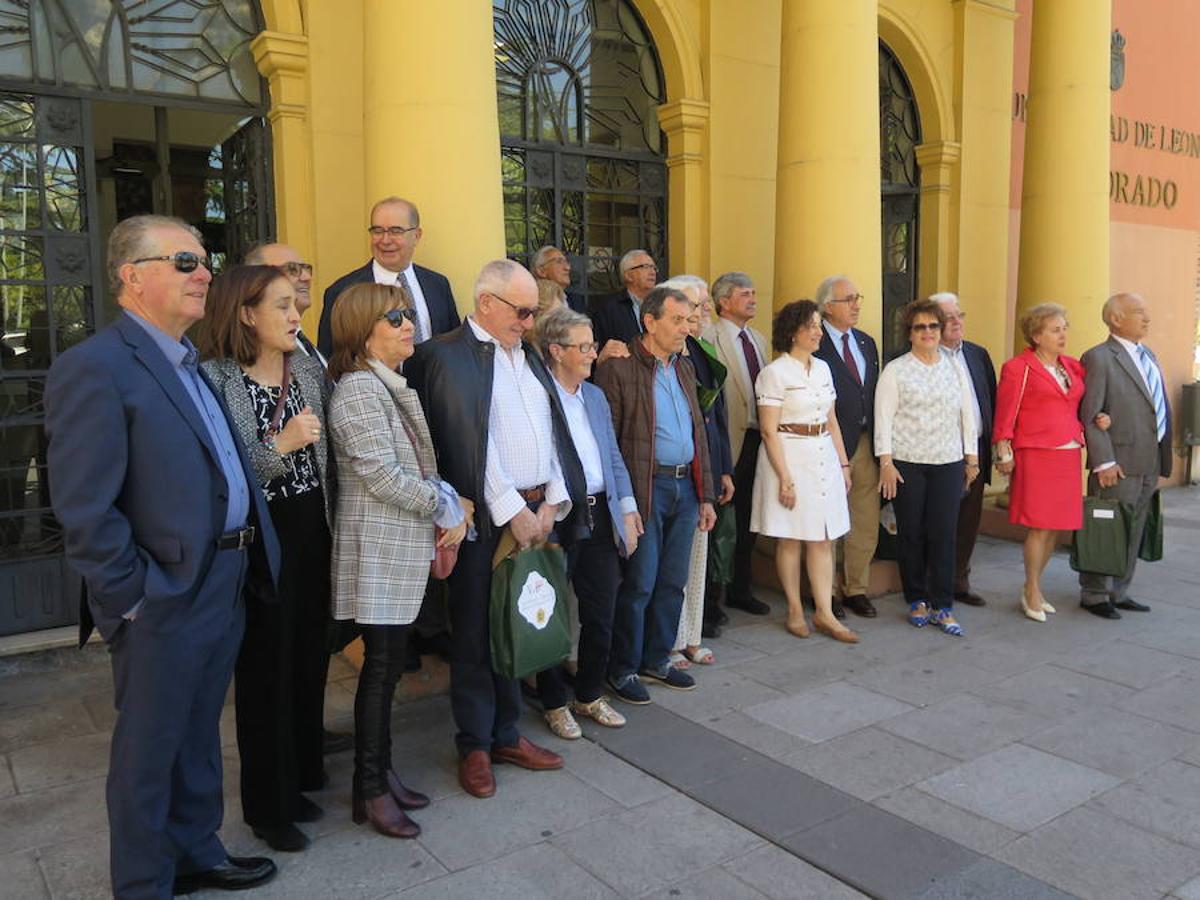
xmin=398 ymin=414 xmax=459 ymax=580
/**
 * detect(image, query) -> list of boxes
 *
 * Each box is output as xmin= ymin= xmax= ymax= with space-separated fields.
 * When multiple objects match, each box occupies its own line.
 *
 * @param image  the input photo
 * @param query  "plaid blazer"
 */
xmin=329 ymin=368 xmax=439 ymax=624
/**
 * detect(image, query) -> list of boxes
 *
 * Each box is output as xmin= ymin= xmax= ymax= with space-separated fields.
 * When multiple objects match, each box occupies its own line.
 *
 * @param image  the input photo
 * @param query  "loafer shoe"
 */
xmin=1082 ymin=601 xmax=1122 ymax=620
xmin=954 ymin=591 xmax=986 ymax=607
xmin=607 ymin=674 xmax=651 ymax=705
xmin=173 ymin=856 xmax=277 ymax=894
xmin=1115 ymin=598 xmax=1150 ymax=612
xmin=641 ymin=666 xmax=696 ymax=691
xmin=726 ymin=593 xmax=770 ymax=615
xmin=843 ymin=594 xmax=877 ymax=618
xmin=251 ymin=823 xmax=309 ymax=853
xmin=491 ymin=735 xmax=564 ymax=770
xmin=458 ymin=750 xmax=496 ymax=798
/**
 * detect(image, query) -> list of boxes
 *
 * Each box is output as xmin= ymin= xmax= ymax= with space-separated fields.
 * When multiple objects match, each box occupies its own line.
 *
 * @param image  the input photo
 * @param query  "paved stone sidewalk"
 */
xmin=2 ymin=486 xmax=1200 ymax=898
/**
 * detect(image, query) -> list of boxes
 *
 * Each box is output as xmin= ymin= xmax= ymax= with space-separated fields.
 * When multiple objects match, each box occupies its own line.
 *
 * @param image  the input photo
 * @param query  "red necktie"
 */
xmin=739 ymin=330 xmax=761 ymax=387
xmin=842 ymin=332 xmax=862 ymax=386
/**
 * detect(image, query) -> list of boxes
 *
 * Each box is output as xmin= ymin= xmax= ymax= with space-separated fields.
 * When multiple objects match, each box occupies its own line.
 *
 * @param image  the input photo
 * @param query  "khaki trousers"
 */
xmin=838 ymin=433 xmax=880 ymax=596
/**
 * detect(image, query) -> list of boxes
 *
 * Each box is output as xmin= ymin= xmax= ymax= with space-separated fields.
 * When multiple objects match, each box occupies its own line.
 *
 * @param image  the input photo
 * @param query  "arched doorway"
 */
xmin=493 ymin=0 xmax=668 ymax=304
xmin=0 ymin=1 xmax=273 ymax=636
xmin=879 ymin=40 xmax=922 ymax=358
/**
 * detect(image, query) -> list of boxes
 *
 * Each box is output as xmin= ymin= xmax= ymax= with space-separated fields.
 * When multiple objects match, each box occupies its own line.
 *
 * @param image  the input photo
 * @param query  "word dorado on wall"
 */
xmin=1108 ymin=115 xmax=1198 ymax=210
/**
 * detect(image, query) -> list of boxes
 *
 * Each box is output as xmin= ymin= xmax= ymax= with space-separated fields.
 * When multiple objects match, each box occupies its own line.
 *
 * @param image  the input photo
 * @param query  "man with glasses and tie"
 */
xmin=316 ymin=196 xmax=459 ymax=357
xmin=1078 ymin=292 xmax=1173 ymax=620
xmin=244 ymin=243 xmax=327 ymax=369
xmin=702 ymin=272 xmax=771 ymax=618
xmin=814 ymin=275 xmax=881 ymax=620
xmin=589 ymin=248 xmax=659 ymax=360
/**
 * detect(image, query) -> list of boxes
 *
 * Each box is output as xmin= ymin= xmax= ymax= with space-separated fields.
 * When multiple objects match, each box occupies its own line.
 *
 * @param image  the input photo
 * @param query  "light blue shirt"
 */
xmin=822 ymin=319 xmax=866 ymax=385
xmin=653 ymin=355 xmax=694 ymax=466
xmin=124 ymin=311 xmax=250 ymax=532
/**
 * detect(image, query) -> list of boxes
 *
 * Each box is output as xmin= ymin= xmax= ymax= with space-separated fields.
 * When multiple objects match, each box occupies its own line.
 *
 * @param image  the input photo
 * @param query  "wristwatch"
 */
xmin=262 ymin=433 xmax=278 ymax=453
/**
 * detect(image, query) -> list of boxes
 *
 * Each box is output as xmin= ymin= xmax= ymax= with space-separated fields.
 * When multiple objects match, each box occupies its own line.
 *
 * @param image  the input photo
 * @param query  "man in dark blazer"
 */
xmin=532 ymin=244 xmax=586 ymax=313
xmin=316 ymin=196 xmax=460 ymax=357
xmin=588 ymin=248 xmax=658 ymax=361
xmin=1078 ymin=292 xmax=1173 ymax=620
xmin=934 ymin=293 xmax=997 ymax=606
xmin=45 ymin=215 xmax=281 ymax=898
xmin=814 ymin=275 xmax=881 ymax=619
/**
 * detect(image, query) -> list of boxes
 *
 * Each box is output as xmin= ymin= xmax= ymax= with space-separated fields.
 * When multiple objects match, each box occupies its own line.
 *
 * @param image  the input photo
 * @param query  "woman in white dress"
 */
xmin=751 ymin=301 xmax=858 ymax=643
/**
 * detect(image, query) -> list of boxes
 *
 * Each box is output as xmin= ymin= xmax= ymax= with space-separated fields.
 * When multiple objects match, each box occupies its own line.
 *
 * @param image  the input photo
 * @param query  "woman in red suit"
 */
xmin=992 ymin=303 xmax=1089 ymax=623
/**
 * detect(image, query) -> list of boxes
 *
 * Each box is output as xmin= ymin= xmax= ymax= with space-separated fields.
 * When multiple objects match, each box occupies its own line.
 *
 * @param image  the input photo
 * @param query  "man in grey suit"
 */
xmin=1078 ymin=292 xmax=1173 ymax=620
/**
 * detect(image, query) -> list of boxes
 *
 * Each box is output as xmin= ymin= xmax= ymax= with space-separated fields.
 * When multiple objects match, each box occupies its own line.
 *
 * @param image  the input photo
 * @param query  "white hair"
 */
xmin=814 ymin=275 xmax=851 ymax=311
xmin=473 ymin=258 xmax=528 ymax=304
xmin=618 ymin=248 xmax=650 ymax=278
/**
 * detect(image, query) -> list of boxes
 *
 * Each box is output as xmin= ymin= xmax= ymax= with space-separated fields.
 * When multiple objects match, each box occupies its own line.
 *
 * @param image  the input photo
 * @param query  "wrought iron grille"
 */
xmin=0 ymin=0 xmax=264 ymax=108
xmin=879 ymin=41 xmax=922 ymax=359
xmin=495 ymin=0 xmax=667 ymax=303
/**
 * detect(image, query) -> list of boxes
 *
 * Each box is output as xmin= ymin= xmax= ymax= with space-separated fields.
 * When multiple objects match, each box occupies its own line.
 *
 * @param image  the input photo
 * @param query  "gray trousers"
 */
xmin=1079 ymin=472 xmax=1157 ymax=606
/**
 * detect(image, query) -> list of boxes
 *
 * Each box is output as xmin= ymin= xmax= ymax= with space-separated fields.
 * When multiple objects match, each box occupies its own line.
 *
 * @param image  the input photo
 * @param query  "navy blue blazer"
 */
xmin=588 ymin=289 xmax=643 ymax=351
xmin=578 ymin=380 xmax=637 ymax=556
xmin=44 ymin=314 xmax=280 ymax=644
xmin=317 ymin=260 xmax=460 ymax=357
xmin=957 ymin=340 xmax=997 ymax=482
xmin=815 ymin=326 xmax=880 ymax=453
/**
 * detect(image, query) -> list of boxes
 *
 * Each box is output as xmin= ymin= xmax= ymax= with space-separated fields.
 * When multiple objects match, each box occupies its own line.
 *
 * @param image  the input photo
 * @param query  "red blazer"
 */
xmin=992 ymin=349 xmax=1085 ymax=449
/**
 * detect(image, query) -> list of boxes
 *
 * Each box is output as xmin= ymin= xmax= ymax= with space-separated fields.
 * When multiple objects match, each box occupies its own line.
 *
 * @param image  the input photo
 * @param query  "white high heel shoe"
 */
xmin=1020 ymin=590 xmax=1047 ymax=623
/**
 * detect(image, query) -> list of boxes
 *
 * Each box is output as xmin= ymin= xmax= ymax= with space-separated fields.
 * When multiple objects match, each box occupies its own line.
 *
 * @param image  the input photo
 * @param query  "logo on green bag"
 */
xmin=518 ymin=571 xmax=556 ymax=631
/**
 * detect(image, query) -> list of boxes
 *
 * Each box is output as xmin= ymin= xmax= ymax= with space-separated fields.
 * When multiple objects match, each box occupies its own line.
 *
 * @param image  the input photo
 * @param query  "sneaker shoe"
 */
xmin=606 ymin=674 xmax=651 ymax=705
xmin=544 ymin=705 xmax=582 ymax=740
xmin=640 ymin=666 xmax=696 ymax=691
xmin=571 ymin=696 xmax=626 ymax=728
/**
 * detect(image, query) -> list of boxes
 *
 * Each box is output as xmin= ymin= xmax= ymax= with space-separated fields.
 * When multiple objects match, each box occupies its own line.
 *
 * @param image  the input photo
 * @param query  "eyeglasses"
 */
xmin=832 ymin=292 xmax=864 ymax=304
xmin=380 ymin=307 xmax=418 ymax=328
xmin=131 ymin=252 xmax=211 ymax=273
xmin=368 ymin=225 xmax=419 ymax=238
xmin=910 ymin=322 xmax=943 ymax=333
xmin=487 ymin=292 xmax=537 ymax=320
xmin=553 ymin=341 xmax=600 ymax=355
xmin=628 ymin=262 xmax=657 ymax=273
xmin=277 ymin=261 xmax=313 ymax=277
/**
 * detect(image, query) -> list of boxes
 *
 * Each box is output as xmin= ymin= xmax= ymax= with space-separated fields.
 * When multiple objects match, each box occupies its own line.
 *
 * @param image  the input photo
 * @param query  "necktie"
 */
xmin=842 ymin=332 xmax=862 ymax=386
xmin=397 ymin=271 xmax=427 ymax=342
xmin=738 ymin=329 xmax=761 ymax=388
xmin=1138 ymin=345 xmax=1167 ymax=441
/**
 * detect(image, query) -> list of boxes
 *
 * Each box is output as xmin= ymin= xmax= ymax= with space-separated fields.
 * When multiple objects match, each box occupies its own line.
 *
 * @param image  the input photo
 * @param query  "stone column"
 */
xmin=773 ymin=0 xmax=881 ymax=327
xmin=1015 ymin=0 xmax=1111 ymax=354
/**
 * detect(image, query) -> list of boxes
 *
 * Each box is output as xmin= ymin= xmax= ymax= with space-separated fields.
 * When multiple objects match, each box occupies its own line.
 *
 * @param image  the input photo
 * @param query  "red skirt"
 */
xmin=1008 ymin=447 xmax=1083 ymax=530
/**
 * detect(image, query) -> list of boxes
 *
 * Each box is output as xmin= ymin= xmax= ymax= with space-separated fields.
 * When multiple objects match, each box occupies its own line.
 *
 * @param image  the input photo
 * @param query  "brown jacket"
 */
xmin=595 ymin=337 xmax=715 ymax=518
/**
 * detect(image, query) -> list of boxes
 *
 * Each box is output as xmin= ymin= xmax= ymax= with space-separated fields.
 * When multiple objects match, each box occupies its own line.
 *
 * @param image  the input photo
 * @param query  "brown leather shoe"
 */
xmin=490 ymin=735 xmax=564 ymax=771
xmin=458 ymin=750 xmax=496 ymax=798
xmin=387 ymin=769 xmax=431 ymax=810
xmin=351 ymin=790 xmax=420 ymax=838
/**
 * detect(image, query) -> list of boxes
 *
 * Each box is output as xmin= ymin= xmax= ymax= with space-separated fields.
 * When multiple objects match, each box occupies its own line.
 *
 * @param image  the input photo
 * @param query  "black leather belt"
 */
xmin=216 ymin=526 xmax=256 ymax=550
xmin=587 ymin=492 xmax=606 ymax=506
xmin=654 ymin=463 xmax=689 ymax=479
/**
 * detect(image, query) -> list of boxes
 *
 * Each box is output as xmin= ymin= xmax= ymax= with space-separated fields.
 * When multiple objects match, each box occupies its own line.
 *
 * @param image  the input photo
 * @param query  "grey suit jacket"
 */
xmin=1079 ymin=336 xmax=1172 ymax=478
xmin=701 ymin=320 xmax=768 ymax=461
xmin=201 ymin=352 xmax=334 ymax=526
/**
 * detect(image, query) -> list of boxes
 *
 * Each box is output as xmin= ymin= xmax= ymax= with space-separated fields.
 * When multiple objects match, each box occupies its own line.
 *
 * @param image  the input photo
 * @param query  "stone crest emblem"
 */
xmin=1110 ymin=29 xmax=1126 ymax=91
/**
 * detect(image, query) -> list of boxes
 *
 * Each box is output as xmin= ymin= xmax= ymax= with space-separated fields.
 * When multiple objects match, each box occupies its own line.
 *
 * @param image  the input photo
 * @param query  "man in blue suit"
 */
xmin=316 ymin=196 xmax=460 ymax=356
xmin=45 ymin=215 xmax=280 ymax=899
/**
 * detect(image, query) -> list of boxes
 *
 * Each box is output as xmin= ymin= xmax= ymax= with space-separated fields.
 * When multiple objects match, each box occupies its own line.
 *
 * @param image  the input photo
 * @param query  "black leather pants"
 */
xmin=353 ymin=623 xmax=410 ymax=797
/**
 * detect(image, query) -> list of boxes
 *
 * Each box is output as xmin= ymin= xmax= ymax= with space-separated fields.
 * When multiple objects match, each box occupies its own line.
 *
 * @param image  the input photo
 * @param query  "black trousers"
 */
xmin=447 ymin=526 xmax=522 ymax=755
xmin=538 ymin=500 xmax=620 ymax=708
xmin=892 ymin=460 xmax=964 ymax=610
xmin=235 ymin=489 xmax=330 ymax=827
xmin=354 ymin=623 xmax=410 ymax=797
xmin=730 ymin=428 xmax=761 ymax=598
xmin=954 ymin=468 xmax=987 ymax=595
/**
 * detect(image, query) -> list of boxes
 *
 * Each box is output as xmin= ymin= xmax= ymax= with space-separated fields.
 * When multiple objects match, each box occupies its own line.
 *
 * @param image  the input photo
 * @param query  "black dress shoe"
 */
xmin=832 ymin=599 xmax=846 ymax=621
xmin=1082 ymin=601 xmax=1122 ymax=620
xmin=295 ymin=794 xmax=324 ymax=823
xmin=322 ymin=729 xmax=353 ymax=755
xmin=726 ymin=593 xmax=770 ymax=615
xmin=251 ymin=823 xmax=309 ymax=853
xmin=174 ymin=856 xmax=277 ymax=894
xmin=955 ymin=591 xmax=986 ymax=607
xmin=701 ymin=622 xmax=722 ymax=639
xmin=843 ymin=594 xmax=877 ymax=618
xmin=1115 ymin=598 xmax=1151 ymax=612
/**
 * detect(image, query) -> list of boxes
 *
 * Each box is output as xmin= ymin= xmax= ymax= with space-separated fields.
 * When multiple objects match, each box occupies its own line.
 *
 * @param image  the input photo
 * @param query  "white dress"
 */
xmin=750 ymin=355 xmax=851 ymax=541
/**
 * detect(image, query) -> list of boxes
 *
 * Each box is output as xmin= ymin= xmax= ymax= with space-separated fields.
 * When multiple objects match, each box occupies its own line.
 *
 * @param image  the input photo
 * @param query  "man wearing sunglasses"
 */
xmin=316 ymin=196 xmax=459 ymax=357
xmin=44 ymin=215 xmax=282 ymax=896
xmin=405 ymin=259 xmax=587 ymax=800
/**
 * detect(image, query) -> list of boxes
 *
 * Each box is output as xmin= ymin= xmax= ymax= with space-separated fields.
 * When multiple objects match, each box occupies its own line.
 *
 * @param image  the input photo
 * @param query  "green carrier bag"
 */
xmin=1138 ymin=489 xmax=1163 ymax=563
xmin=1069 ymin=497 xmax=1131 ymax=577
xmin=490 ymin=532 xmax=572 ymax=680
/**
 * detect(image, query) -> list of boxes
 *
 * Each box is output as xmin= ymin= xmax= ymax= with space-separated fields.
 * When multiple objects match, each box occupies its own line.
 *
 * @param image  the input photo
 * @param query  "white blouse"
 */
xmin=874 ymin=351 xmax=977 ymax=465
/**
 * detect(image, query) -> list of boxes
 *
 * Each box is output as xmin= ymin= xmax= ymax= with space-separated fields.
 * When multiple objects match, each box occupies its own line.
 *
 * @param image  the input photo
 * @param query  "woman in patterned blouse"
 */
xmin=874 ymin=299 xmax=980 ymax=636
xmin=197 ymin=265 xmax=334 ymax=854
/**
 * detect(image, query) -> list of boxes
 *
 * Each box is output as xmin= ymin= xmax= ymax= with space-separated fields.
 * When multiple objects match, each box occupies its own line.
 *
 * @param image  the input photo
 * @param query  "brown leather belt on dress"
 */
xmin=518 ymin=484 xmax=546 ymax=503
xmin=778 ymin=423 xmax=828 ymax=437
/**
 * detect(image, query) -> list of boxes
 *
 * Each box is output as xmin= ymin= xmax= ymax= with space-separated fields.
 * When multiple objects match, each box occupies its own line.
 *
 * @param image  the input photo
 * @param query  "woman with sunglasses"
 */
xmin=875 ymin=298 xmax=979 ymax=636
xmin=197 ymin=264 xmax=334 ymax=853
xmin=327 ymin=282 xmax=470 ymax=838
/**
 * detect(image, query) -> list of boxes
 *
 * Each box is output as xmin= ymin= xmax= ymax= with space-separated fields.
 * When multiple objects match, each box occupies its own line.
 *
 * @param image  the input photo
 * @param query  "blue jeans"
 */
xmin=609 ymin=474 xmax=699 ymax=680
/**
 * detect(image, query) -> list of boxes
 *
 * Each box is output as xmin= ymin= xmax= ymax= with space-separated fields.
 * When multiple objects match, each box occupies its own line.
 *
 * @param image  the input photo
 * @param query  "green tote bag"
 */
xmin=1138 ymin=489 xmax=1163 ymax=563
xmin=490 ymin=533 xmax=572 ymax=680
xmin=1070 ymin=497 xmax=1131 ymax=577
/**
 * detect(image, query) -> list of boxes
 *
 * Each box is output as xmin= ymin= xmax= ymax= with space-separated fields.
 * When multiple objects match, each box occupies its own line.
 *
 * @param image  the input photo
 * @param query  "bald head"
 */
xmin=473 ymin=259 xmax=538 ymax=349
xmin=245 ymin=242 xmax=313 ymax=313
xmin=1102 ymin=292 xmax=1150 ymax=343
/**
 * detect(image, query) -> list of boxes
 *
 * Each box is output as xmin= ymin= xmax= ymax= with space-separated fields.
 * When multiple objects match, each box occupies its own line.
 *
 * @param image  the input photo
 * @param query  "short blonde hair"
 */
xmin=327 ymin=282 xmax=411 ymax=381
xmin=1019 ymin=302 xmax=1068 ymax=348
xmin=535 ymin=277 xmax=565 ymax=316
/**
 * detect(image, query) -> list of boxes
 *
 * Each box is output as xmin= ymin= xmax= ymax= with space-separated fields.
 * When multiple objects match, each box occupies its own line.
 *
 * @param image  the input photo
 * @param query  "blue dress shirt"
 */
xmin=653 ymin=355 xmax=695 ymax=466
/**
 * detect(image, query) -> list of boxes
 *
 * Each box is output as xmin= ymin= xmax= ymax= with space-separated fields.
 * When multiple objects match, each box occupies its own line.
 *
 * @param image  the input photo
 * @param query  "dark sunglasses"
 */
xmin=910 ymin=322 xmax=942 ymax=333
xmin=277 ymin=261 xmax=313 ymax=277
xmin=131 ymin=251 xmax=211 ymax=273
xmin=488 ymin=292 xmax=537 ymax=321
xmin=380 ymin=307 xmax=418 ymax=328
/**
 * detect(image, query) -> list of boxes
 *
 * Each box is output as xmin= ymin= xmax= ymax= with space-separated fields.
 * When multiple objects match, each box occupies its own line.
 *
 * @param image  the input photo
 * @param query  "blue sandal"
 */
xmin=930 ymin=609 xmax=964 ymax=636
xmin=908 ymin=601 xmax=930 ymax=628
